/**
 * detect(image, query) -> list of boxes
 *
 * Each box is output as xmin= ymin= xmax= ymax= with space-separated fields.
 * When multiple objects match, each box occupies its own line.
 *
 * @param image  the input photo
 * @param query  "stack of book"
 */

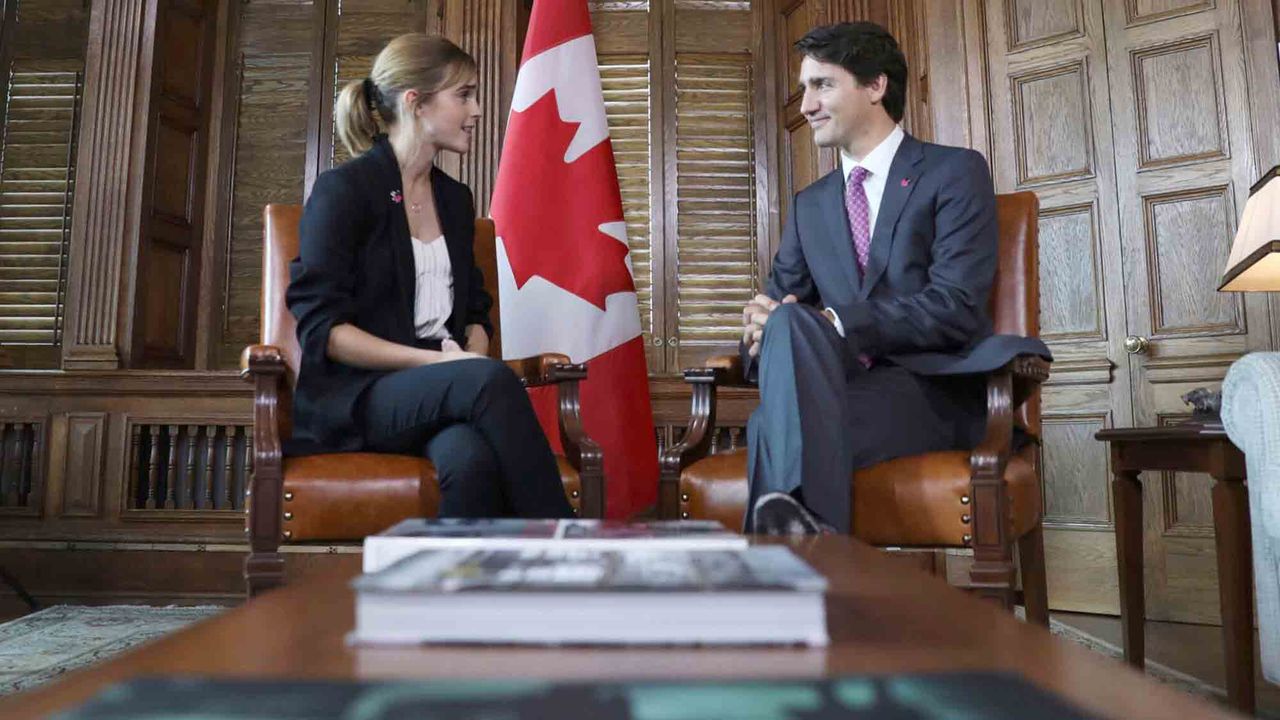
xmin=362 ymin=517 xmax=748 ymax=572
xmin=350 ymin=519 xmax=828 ymax=647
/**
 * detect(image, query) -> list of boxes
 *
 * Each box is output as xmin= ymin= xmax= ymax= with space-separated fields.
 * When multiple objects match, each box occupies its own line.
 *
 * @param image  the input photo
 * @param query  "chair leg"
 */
xmin=1018 ymin=523 xmax=1050 ymax=627
xmin=244 ymin=551 xmax=285 ymax=597
xmin=970 ymin=561 xmax=1017 ymax=609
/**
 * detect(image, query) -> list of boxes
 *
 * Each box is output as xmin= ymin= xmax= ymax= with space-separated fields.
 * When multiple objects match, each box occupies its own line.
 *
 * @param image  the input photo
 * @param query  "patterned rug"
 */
xmin=0 ymin=605 xmax=223 ymax=695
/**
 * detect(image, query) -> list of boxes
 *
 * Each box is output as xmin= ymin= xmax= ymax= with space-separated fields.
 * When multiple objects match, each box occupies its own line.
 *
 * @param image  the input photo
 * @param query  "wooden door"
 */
xmin=1103 ymin=0 xmax=1277 ymax=623
xmin=982 ymin=0 xmax=1135 ymax=614
xmin=982 ymin=0 xmax=1280 ymax=619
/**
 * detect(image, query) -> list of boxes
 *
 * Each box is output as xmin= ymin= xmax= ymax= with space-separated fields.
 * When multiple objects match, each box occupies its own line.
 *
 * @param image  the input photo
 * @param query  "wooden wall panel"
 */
xmin=1006 ymin=0 xmax=1085 ymax=50
xmin=1038 ymin=204 xmax=1104 ymax=341
xmin=61 ymin=0 xmax=157 ymax=370
xmin=1010 ymin=62 xmax=1095 ymax=186
xmin=1039 ymin=415 xmax=1111 ymax=526
xmin=1132 ymin=36 xmax=1227 ymax=168
xmin=61 ymin=413 xmax=106 ymax=517
xmin=1127 ymin=0 xmax=1214 ymax=24
xmin=1144 ymin=186 xmax=1241 ymax=335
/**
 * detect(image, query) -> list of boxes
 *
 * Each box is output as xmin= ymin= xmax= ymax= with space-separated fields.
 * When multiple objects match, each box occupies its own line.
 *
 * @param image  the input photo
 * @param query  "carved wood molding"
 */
xmin=1042 ymin=358 xmax=1114 ymax=385
xmin=0 ymin=370 xmax=249 ymax=397
xmin=61 ymin=0 xmax=159 ymax=370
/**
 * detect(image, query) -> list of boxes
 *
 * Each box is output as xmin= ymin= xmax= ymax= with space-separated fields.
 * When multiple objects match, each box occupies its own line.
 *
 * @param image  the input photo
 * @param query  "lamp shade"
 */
xmin=1220 ymin=165 xmax=1280 ymax=291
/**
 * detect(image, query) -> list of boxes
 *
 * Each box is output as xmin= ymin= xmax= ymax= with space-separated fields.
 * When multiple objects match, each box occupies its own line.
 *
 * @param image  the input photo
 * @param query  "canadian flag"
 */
xmin=490 ymin=0 xmax=657 ymax=519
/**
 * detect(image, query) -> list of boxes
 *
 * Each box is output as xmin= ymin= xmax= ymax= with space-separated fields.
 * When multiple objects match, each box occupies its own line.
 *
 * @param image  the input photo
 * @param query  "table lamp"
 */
xmin=1220 ymin=165 xmax=1280 ymax=292
xmin=1198 ymin=166 xmax=1280 ymax=423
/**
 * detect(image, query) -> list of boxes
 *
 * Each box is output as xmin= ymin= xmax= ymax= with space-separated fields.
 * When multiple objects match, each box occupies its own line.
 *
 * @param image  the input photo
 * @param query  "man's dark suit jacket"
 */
xmin=285 ymin=135 xmax=493 ymax=456
xmin=745 ymin=133 xmax=1050 ymax=379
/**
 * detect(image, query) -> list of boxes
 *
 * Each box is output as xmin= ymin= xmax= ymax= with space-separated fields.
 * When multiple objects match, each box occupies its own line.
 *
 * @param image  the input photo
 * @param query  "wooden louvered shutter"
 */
xmin=327 ymin=0 xmax=430 ymax=169
xmin=0 ymin=65 xmax=81 ymax=352
xmin=672 ymin=52 xmax=756 ymax=366
xmin=669 ymin=1 xmax=757 ymax=369
xmin=215 ymin=0 xmax=319 ymax=367
xmin=593 ymin=4 xmax=662 ymax=369
xmin=600 ymin=54 xmax=656 ymax=365
xmin=0 ymin=1 xmax=89 ymax=368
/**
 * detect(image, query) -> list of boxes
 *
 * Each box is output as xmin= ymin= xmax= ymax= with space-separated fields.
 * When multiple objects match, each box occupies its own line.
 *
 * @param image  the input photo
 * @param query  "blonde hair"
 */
xmin=335 ymin=34 xmax=477 ymax=158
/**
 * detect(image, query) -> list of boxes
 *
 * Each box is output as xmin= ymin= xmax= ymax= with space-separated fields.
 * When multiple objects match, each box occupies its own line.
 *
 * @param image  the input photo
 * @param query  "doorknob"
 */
xmin=1123 ymin=336 xmax=1149 ymax=355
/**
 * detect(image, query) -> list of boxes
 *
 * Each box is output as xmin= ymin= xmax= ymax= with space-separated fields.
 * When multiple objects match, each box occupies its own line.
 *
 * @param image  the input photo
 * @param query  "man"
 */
xmin=744 ymin=22 xmax=1047 ymax=534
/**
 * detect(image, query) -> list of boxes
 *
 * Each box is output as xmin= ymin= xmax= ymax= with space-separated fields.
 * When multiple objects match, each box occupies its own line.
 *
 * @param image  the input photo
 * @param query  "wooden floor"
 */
xmin=1054 ymin=612 xmax=1280 ymax=718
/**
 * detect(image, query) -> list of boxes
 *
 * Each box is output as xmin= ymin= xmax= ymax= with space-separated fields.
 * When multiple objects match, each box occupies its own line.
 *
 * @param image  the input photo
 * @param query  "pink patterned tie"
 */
xmin=845 ymin=166 xmax=873 ymax=369
xmin=845 ymin=166 xmax=871 ymax=274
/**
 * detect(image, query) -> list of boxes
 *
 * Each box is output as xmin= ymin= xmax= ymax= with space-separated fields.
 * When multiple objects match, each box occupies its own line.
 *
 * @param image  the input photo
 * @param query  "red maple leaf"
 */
xmin=492 ymin=91 xmax=635 ymax=310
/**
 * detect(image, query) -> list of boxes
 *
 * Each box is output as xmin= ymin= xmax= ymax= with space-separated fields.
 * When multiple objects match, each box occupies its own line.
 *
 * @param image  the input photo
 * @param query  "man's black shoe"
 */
xmin=752 ymin=492 xmax=837 ymax=536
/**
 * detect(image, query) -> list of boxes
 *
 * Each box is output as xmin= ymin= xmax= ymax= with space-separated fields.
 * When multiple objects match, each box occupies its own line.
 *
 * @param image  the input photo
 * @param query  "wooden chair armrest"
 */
xmin=552 ymin=374 xmax=604 ymax=519
xmin=239 ymin=344 xmax=287 ymax=380
xmin=1009 ymin=355 xmax=1050 ymax=411
xmin=967 ymin=355 xmax=1049 ymax=588
xmin=698 ymin=353 xmax=750 ymax=387
xmin=504 ymin=353 xmax=603 ymax=517
xmin=657 ymin=366 xmax=727 ymax=518
xmin=505 ymin=353 xmax=587 ymax=387
xmin=239 ymin=345 xmax=286 ymax=575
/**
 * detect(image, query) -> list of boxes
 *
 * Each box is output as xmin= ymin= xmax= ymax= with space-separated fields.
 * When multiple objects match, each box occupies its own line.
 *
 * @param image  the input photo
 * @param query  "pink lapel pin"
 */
xmin=901 ymin=178 xmax=910 ymax=187
xmin=390 ymin=190 xmax=403 ymax=203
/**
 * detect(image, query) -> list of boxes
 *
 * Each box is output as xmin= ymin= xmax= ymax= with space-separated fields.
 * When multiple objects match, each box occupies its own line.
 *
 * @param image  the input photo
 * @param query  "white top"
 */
xmin=828 ymin=125 xmax=906 ymax=338
xmin=838 ymin=124 xmax=905 ymax=236
xmin=411 ymin=235 xmax=453 ymax=340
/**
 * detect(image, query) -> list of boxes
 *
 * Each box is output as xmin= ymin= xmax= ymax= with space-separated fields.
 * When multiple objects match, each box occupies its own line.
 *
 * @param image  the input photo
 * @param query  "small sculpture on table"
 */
xmin=1181 ymin=387 xmax=1223 ymax=430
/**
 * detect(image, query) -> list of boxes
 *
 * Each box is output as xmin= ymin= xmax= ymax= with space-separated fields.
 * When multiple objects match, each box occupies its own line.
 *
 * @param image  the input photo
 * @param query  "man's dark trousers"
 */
xmin=745 ymin=303 xmax=986 ymax=533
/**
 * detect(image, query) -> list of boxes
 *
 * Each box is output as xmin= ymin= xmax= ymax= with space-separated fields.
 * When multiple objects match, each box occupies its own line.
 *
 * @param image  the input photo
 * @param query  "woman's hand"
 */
xmin=433 ymin=338 xmax=485 ymax=363
xmin=435 ymin=349 xmax=487 ymax=363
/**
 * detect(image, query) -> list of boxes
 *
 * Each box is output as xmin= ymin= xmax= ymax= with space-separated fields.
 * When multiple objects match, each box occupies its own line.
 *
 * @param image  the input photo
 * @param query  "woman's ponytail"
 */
xmin=335 ymin=78 xmax=380 ymax=158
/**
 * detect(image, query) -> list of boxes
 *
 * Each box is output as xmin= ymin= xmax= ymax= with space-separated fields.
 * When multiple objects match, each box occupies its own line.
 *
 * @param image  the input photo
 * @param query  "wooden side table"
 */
xmin=1095 ymin=425 xmax=1253 ymax=715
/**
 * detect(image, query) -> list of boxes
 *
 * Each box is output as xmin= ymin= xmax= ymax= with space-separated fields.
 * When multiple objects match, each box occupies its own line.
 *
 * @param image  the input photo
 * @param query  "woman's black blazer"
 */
xmin=285 ymin=134 xmax=493 ymax=455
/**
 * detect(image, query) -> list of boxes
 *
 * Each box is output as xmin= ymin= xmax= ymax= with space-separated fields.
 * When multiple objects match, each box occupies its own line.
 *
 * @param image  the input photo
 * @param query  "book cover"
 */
xmin=54 ymin=672 xmax=1101 ymax=719
xmin=377 ymin=518 xmax=742 ymax=542
xmin=354 ymin=546 xmax=827 ymax=595
xmin=379 ymin=518 xmax=563 ymax=539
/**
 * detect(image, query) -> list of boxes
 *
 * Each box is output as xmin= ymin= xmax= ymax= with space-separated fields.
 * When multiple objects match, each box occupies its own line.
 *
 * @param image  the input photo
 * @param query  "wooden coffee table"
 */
xmin=2 ymin=536 xmax=1242 ymax=719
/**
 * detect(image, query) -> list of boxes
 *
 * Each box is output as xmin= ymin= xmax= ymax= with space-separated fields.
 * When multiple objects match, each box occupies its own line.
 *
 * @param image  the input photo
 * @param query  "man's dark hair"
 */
xmin=795 ymin=22 xmax=907 ymax=123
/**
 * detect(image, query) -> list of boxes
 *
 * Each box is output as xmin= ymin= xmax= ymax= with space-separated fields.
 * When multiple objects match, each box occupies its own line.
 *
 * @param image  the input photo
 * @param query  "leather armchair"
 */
xmin=241 ymin=205 xmax=603 ymax=595
xmin=660 ymin=192 xmax=1051 ymax=623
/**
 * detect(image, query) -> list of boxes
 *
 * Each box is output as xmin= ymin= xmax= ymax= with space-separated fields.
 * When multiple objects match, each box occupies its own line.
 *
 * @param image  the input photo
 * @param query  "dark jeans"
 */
xmin=358 ymin=357 xmax=574 ymax=519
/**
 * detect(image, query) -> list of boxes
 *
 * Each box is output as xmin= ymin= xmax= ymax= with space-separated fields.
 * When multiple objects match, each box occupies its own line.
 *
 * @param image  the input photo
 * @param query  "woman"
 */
xmin=285 ymin=34 xmax=574 ymax=520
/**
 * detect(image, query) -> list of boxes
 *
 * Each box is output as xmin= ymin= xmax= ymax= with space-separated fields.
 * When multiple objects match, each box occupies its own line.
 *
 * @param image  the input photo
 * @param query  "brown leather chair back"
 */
xmin=262 ymin=205 xmax=305 ymax=384
xmin=261 ymin=205 xmax=304 ymax=440
xmin=991 ymin=191 xmax=1040 ymax=437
